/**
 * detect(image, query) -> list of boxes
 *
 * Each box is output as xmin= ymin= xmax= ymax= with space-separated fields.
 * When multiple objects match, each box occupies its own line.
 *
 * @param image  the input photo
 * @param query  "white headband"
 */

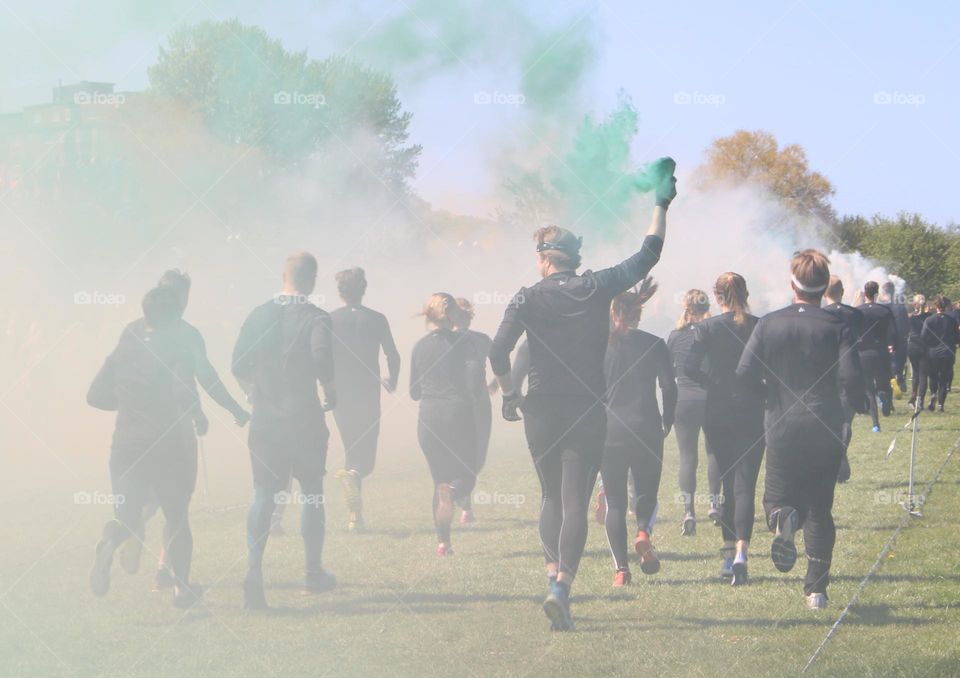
xmin=792 ymin=275 xmax=827 ymax=294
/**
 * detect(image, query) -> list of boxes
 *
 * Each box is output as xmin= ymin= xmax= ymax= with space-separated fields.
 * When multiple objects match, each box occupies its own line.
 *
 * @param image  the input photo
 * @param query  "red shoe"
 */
xmin=613 ymin=569 xmax=632 ymax=587
xmin=594 ymin=489 xmax=607 ymax=524
xmin=634 ymin=530 xmax=661 ymax=575
xmin=436 ymin=542 xmax=454 ymax=556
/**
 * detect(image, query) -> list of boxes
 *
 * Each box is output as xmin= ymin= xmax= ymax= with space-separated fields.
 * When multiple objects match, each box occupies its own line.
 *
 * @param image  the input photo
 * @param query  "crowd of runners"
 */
xmin=84 ymin=162 xmax=960 ymax=631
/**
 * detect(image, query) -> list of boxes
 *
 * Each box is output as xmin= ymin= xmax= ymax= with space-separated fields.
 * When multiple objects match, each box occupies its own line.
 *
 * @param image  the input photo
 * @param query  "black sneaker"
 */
xmin=153 ymin=566 xmax=175 ymax=591
xmin=771 ymin=507 xmax=799 ymax=573
xmin=302 ymin=570 xmax=337 ymax=595
xmin=707 ymin=504 xmax=721 ymax=527
xmin=243 ymin=575 xmax=269 ymax=610
xmin=731 ymin=553 xmax=748 ymax=586
xmin=173 ymin=583 xmax=204 ymax=609
xmin=681 ymin=513 xmax=696 ymax=536
xmin=89 ymin=537 xmax=117 ymax=597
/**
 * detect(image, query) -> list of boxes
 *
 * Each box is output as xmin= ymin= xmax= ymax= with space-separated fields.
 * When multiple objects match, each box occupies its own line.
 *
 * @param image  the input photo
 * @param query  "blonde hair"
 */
xmin=676 ymin=288 xmax=710 ymax=329
xmin=283 ymin=251 xmax=318 ymax=294
xmin=715 ymin=272 xmax=750 ymax=326
xmin=454 ymin=297 xmax=474 ymax=329
xmin=791 ymin=249 xmax=831 ymax=302
xmin=610 ymin=278 xmax=658 ymax=344
xmin=421 ymin=292 xmax=458 ymax=330
xmin=910 ymin=294 xmax=926 ymax=316
xmin=533 ymin=225 xmax=582 ymax=270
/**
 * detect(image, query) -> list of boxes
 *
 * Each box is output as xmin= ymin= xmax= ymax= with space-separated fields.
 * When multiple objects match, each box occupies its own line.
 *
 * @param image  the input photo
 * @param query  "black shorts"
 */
xmin=248 ymin=415 xmax=329 ymax=492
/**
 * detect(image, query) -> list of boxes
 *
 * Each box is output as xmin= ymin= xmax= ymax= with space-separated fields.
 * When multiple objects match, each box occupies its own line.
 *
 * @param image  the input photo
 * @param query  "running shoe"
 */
xmin=436 ymin=542 xmax=454 ymax=556
xmin=243 ymin=574 xmax=268 ymax=610
xmin=872 ymin=425 xmax=881 ymax=433
xmin=731 ymin=551 xmax=748 ymax=586
xmin=720 ymin=551 xmax=735 ymax=578
xmin=771 ymin=507 xmax=799 ymax=573
xmin=460 ymin=509 xmax=476 ymax=525
xmin=89 ymin=537 xmax=117 ymax=597
xmin=594 ymin=488 xmax=607 ymax=524
xmin=347 ymin=515 xmax=365 ymax=533
xmin=153 ymin=565 xmax=175 ymax=591
xmin=302 ymin=569 xmax=337 ymax=595
xmin=928 ymin=398 xmax=936 ymax=412
xmin=612 ymin=569 xmax=632 ymax=587
xmin=173 ymin=583 xmax=204 ymax=609
xmin=806 ymin=592 xmax=828 ymax=610
xmin=634 ymin=530 xmax=660 ymax=575
xmin=939 ymin=405 xmax=945 ymax=413
xmin=119 ymin=527 xmax=144 ymax=575
xmin=543 ymin=581 xmax=574 ymax=632
xmin=681 ymin=513 xmax=696 ymax=537
xmin=708 ymin=504 xmax=721 ymax=527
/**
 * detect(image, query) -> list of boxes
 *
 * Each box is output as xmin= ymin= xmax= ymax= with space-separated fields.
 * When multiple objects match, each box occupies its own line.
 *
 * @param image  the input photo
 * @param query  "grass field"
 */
xmin=2 ymin=400 xmax=959 ymax=677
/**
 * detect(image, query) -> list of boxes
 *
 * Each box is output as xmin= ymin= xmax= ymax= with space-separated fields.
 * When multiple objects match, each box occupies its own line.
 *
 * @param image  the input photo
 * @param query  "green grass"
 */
xmin=2 ymin=406 xmax=959 ymax=677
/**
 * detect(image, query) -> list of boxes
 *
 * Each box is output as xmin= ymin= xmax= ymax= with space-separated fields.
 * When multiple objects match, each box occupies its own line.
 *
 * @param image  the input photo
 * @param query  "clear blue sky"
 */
xmin=2 ymin=1 xmax=957 ymax=224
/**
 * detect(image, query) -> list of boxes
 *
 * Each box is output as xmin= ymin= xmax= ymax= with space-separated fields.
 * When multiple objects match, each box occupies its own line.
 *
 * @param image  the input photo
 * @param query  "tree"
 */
xmin=148 ymin=20 xmax=421 ymax=194
xmin=699 ymin=130 xmax=836 ymax=230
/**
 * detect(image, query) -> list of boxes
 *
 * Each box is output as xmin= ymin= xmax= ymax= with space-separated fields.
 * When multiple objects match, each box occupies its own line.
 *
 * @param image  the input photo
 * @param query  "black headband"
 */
xmin=536 ymin=237 xmax=582 ymax=255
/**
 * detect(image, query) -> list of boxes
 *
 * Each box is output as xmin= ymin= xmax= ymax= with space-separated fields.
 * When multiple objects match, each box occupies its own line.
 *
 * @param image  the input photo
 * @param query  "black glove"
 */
xmin=662 ymin=420 xmax=673 ymax=439
xmin=322 ymin=385 xmax=337 ymax=412
xmin=233 ymin=408 xmax=251 ymax=427
xmin=655 ymin=158 xmax=677 ymax=208
xmin=501 ymin=392 xmax=523 ymax=422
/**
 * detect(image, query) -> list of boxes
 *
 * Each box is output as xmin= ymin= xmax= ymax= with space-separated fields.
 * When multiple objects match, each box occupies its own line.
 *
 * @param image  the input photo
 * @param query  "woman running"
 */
xmin=921 ymin=296 xmax=959 ymax=412
xmin=410 ymin=293 xmax=477 ymax=555
xmin=737 ymin=250 xmax=863 ymax=609
xmin=601 ymin=280 xmax=677 ymax=586
xmin=489 ymin=161 xmax=676 ymax=631
xmin=906 ymin=295 xmax=930 ymax=410
xmin=687 ymin=273 xmax=764 ymax=585
xmin=668 ymin=289 xmax=721 ymax=534
xmin=857 ymin=282 xmax=898 ymax=431
xmin=452 ymin=297 xmax=493 ymax=524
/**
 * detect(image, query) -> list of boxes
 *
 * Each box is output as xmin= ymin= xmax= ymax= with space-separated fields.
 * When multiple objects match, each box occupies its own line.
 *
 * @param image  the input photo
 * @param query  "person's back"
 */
xmin=605 ymin=329 xmax=674 ymax=437
xmin=331 ymin=304 xmax=398 ymax=394
xmin=461 ymin=328 xmax=493 ymax=400
xmin=922 ymin=311 xmax=959 ymax=359
xmin=823 ymin=302 xmax=864 ymax=345
xmin=692 ymin=311 xmax=760 ymax=421
xmin=410 ymin=328 xmax=471 ymax=403
xmin=668 ymin=324 xmax=706 ymax=397
xmin=857 ymin=302 xmax=895 ymax=353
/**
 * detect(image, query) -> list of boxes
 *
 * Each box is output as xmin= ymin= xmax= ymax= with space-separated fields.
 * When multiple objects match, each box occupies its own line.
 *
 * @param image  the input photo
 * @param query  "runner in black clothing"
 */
xmin=823 ymin=275 xmax=865 ymax=484
xmin=453 ymin=297 xmax=493 ymax=525
xmin=129 ymin=270 xmax=250 ymax=588
xmin=668 ymin=288 xmax=721 ymax=533
xmin=87 ymin=286 xmax=208 ymax=608
xmin=601 ymin=280 xmax=677 ymax=586
xmin=882 ymin=281 xmax=909 ymax=394
xmin=737 ymin=250 xmax=864 ymax=610
xmin=489 ymin=159 xmax=676 ymax=631
xmin=329 ymin=268 xmax=401 ymax=532
xmin=686 ymin=272 xmax=764 ymax=586
xmin=921 ymin=296 xmax=959 ymax=412
xmin=232 ymin=252 xmax=337 ymax=609
xmin=906 ymin=295 xmax=930 ymax=409
xmin=857 ymin=281 xmax=898 ymax=432
xmin=410 ymin=293 xmax=476 ymax=556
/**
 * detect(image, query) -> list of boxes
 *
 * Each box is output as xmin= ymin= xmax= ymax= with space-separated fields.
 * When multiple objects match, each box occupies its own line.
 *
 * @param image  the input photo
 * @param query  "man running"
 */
xmin=232 ymin=252 xmax=337 ymax=609
xmin=329 ymin=267 xmax=401 ymax=531
xmin=737 ymin=250 xmax=864 ymax=610
xmin=87 ymin=286 xmax=209 ymax=608
xmin=822 ymin=276 xmax=865 ymax=483
xmin=921 ymin=296 xmax=959 ymax=412
xmin=489 ymin=158 xmax=676 ymax=631
xmin=857 ymin=281 xmax=898 ymax=432
xmin=881 ymin=281 xmax=909 ymax=395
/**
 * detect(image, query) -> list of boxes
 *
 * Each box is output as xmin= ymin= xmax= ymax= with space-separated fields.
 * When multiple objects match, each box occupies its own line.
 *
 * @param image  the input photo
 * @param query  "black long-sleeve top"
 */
xmin=604 ymin=330 xmax=677 ymax=446
xmin=409 ymin=328 xmax=472 ymax=403
xmin=489 ymin=235 xmax=663 ymax=399
xmin=231 ymin=297 xmax=334 ymax=424
xmin=823 ymin=302 xmax=864 ymax=348
xmin=330 ymin=304 xmax=401 ymax=394
xmin=921 ymin=312 xmax=959 ymax=360
xmin=686 ymin=311 xmax=762 ymax=424
xmin=907 ymin=312 xmax=930 ymax=348
xmin=460 ymin=329 xmax=493 ymax=401
xmin=737 ymin=303 xmax=864 ymax=448
xmin=857 ymin=302 xmax=897 ymax=354
xmin=667 ymin=324 xmax=707 ymax=399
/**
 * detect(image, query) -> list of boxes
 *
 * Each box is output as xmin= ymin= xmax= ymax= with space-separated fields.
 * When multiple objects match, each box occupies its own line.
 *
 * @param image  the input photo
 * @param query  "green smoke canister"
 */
xmin=632 ymin=156 xmax=676 ymax=192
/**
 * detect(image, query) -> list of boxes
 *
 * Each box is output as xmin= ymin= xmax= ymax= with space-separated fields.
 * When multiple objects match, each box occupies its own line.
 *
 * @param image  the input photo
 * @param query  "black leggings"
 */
xmin=860 ymin=350 xmax=892 ymax=427
xmin=601 ymin=428 xmax=663 ymax=571
xmin=928 ymin=355 xmax=954 ymax=407
xmin=704 ymin=420 xmax=765 ymax=543
xmin=523 ymin=396 xmax=606 ymax=578
xmin=908 ymin=347 xmax=929 ymax=406
xmin=674 ymin=398 xmax=720 ymax=514
xmin=418 ymin=399 xmax=476 ymax=543
xmin=764 ymin=444 xmax=840 ymax=595
xmin=461 ymin=398 xmax=493 ymax=510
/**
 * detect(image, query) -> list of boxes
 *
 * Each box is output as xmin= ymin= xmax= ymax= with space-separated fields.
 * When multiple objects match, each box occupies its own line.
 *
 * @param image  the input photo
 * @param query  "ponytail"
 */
xmin=610 ymin=278 xmax=658 ymax=345
xmin=676 ymin=288 xmax=711 ymax=329
xmin=714 ymin=272 xmax=750 ymax=326
xmin=421 ymin=292 xmax=458 ymax=330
